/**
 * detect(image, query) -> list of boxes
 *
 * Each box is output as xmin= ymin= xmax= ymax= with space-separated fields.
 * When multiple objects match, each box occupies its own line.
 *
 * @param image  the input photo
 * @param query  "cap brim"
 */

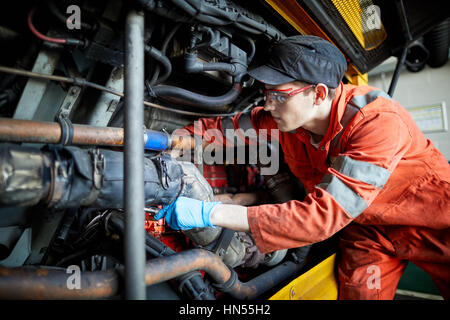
xmin=247 ymin=65 xmax=296 ymax=85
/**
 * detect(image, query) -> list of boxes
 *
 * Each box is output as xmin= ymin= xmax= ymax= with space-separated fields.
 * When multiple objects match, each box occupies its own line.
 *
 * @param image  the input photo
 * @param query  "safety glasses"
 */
xmin=263 ymin=84 xmax=314 ymax=104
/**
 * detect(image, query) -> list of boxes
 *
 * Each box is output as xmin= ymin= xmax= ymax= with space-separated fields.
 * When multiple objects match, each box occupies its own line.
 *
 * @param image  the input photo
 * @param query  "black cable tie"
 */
xmin=145 ymin=80 xmax=157 ymax=98
xmin=212 ymin=265 xmax=238 ymax=293
xmin=58 ymin=114 xmax=74 ymax=146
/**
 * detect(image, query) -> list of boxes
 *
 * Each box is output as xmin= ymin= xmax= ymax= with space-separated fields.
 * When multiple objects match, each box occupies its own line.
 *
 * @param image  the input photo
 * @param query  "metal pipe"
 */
xmin=144 ymin=249 xmax=231 ymax=285
xmin=0 ymin=266 xmax=119 ymax=299
xmin=0 ymin=117 xmax=172 ymax=151
xmin=124 ymin=9 xmax=146 ymax=300
xmin=388 ymin=46 xmax=408 ymax=97
xmin=0 ymin=117 xmax=124 ymax=146
xmin=389 ymin=0 xmax=412 ymax=97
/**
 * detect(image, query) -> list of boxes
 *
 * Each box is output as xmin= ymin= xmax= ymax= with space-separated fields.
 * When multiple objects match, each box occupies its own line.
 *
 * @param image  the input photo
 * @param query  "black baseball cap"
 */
xmin=248 ymin=35 xmax=347 ymax=88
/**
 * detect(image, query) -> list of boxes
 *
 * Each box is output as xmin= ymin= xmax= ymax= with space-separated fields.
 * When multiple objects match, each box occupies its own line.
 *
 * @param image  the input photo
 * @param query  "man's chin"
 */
xmin=277 ymin=124 xmax=292 ymax=132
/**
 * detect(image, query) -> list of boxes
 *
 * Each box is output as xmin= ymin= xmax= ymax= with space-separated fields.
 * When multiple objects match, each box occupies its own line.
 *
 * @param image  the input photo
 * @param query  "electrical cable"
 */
xmin=0 ymin=65 xmax=248 ymax=117
xmin=168 ymin=0 xmax=283 ymax=39
xmin=27 ymin=7 xmax=65 ymax=44
xmin=27 ymin=7 xmax=85 ymax=46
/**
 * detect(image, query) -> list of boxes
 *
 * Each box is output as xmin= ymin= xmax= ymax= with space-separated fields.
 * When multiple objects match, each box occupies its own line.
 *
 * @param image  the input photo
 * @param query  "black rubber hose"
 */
xmin=424 ymin=19 xmax=449 ymax=68
xmin=388 ymin=46 xmax=408 ymax=97
xmin=177 ymin=0 xmax=281 ymax=38
xmin=241 ymin=35 xmax=256 ymax=64
xmin=153 ymin=83 xmax=242 ymax=109
xmin=108 ymin=212 xmax=215 ymax=300
xmin=150 ymin=23 xmax=182 ymax=85
xmin=144 ymin=45 xmax=172 ymax=84
xmin=170 ymin=0 xmax=229 ymax=25
xmin=201 ymin=62 xmax=235 ymax=73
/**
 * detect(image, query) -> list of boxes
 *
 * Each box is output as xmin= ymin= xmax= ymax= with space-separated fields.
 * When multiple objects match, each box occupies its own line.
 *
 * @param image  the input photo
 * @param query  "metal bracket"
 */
xmin=212 ymin=228 xmax=236 ymax=258
xmin=90 ymin=149 xmax=105 ymax=190
xmin=55 ymin=86 xmax=82 ymax=119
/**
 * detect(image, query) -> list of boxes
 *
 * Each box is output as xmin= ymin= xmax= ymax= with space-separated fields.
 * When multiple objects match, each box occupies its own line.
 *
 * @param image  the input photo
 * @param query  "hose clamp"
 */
xmin=89 ymin=149 xmax=104 ymax=190
xmin=81 ymin=149 xmax=105 ymax=206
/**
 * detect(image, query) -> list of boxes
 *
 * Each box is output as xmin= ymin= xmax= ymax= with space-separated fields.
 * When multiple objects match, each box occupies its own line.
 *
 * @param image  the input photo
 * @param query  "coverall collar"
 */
xmin=294 ymin=82 xmax=345 ymax=147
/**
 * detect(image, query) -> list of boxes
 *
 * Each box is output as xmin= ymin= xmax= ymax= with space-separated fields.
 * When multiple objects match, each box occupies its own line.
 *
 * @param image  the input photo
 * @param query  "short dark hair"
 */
xmin=328 ymin=88 xmax=336 ymax=100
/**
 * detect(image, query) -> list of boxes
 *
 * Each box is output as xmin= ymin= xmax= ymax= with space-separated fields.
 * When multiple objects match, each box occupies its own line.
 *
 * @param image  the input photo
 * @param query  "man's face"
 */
xmin=263 ymin=81 xmax=316 ymax=132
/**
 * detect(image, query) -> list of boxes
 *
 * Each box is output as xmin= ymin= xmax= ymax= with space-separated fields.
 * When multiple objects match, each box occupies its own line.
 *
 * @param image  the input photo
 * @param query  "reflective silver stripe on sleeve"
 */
xmin=317 ymin=174 xmax=368 ymax=218
xmin=332 ymin=156 xmax=391 ymax=189
xmin=238 ymin=112 xmax=254 ymax=131
xmin=349 ymin=89 xmax=392 ymax=109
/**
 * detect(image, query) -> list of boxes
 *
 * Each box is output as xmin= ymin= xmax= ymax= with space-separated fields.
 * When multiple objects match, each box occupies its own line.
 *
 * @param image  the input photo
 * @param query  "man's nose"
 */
xmin=263 ymin=99 xmax=276 ymax=112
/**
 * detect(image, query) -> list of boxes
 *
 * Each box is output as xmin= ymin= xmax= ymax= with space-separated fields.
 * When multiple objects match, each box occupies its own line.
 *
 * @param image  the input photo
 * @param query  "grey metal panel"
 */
xmin=13 ymin=49 xmax=61 ymax=120
xmin=86 ymin=66 xmax=124 ymax=127
xmin=0 ymin=228 xmax=31 ymax=267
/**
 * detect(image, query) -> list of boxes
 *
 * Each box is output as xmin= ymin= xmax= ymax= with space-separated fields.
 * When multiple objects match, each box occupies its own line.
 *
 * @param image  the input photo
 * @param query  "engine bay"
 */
xmin=0 ymin=0 xmax=343 ymax=300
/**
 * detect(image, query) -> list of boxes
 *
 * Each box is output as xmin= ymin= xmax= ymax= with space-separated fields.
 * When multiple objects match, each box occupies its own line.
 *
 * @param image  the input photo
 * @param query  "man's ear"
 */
xmin=314 ymin=83 xmax=328 ymax=105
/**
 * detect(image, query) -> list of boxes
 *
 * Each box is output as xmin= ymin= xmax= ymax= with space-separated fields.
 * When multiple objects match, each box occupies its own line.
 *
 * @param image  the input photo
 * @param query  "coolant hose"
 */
xmin=153 ymin=83 xmax=242 ymax=109
xmin=108 ymin=212 xmax=216 ymax=300
xmin=143 ymin=248 xmax=303 ymax=300
xmin=144 ymin=45 xmax=172 ymax=84
xmin=424 ymin=18 xmax=450 ymax=68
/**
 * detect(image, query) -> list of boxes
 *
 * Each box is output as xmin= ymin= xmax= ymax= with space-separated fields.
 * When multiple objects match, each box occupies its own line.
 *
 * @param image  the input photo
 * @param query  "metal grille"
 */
xmin=300 ymin=0 xmax=392 ymax=73
xmin=332 ymin=0 xmax=387 ymax=50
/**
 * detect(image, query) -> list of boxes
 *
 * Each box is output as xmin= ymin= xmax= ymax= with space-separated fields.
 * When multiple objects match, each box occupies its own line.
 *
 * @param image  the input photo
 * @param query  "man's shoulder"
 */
xmin=342 ymin=83 xmax=385 ymax=98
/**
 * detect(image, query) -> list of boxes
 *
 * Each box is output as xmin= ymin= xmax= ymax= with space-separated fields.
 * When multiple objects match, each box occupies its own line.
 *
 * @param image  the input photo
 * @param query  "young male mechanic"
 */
xmin=155 ymin=35 xmax=450 ymax=299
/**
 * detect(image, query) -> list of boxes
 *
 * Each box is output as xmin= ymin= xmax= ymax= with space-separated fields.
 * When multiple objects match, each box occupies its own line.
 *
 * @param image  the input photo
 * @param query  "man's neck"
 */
xmin=303 ymin=99 xmax=333 ymax=136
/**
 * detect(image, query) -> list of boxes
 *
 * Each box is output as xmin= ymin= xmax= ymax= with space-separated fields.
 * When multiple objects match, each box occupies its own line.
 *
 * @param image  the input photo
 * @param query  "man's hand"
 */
xmin=167 ymin=133 xmax=211 ymax=159
xmin=154 ymin=196 xmax=221 ymax=230
xmin=168 ymin=134 xmax=194 ymax=158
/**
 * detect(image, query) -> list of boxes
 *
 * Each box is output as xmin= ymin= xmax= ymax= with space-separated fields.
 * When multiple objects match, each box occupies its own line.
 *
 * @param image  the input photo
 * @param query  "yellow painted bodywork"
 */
xmin=332 ymin=0 xmax=387 ymax=51
xmin=270 ymin=254 xmax=338 ymax=300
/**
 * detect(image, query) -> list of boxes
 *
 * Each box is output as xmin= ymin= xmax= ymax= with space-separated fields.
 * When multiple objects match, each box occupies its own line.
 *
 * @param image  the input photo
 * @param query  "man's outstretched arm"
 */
xmin=154 ymin=197 xmax=249 ymax=232
xmin=210 ymin=204 xmax=249 ymax=232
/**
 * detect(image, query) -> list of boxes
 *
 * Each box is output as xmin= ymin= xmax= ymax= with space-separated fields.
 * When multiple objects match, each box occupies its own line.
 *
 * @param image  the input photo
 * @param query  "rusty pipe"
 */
xmin=0 ymin=265 xmax=119 ymax=299
xmin=0 ymin=117 xmax=124 ymax=146
xmin=0 ymin=117 xmax=172 ymax=151
xmin=144 ymin=248 xmax=231 ymax=285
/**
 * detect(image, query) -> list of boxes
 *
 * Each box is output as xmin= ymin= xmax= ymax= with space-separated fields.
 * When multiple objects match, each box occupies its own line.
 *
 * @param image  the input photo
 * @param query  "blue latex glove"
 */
xmin=154 ymin=196 xmax=221 ymax=230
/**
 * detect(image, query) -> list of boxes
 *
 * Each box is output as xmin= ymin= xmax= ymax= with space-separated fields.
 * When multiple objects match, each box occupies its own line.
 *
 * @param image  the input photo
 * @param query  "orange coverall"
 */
xmin=183 ymin=83 xmax=450 ymax=299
